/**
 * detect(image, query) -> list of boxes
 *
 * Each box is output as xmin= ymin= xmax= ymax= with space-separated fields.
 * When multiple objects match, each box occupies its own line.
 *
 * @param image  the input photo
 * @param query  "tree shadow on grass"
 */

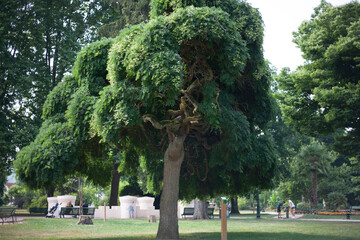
xmin=59 ymin=231 xmax=358 ymax=240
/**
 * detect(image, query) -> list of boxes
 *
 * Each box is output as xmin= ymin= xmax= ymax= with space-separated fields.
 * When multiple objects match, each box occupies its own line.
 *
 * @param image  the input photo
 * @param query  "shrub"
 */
xmin=29 ymin=195 xmax=48 ymax=209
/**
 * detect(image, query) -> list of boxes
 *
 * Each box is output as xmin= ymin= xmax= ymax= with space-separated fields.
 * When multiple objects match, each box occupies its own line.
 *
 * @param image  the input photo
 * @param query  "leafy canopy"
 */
xmin=277 ymin=1 xmax=360 ymax=158
xmin=92 ymin=0 xmax=277 ymax=198
xmin=15 ymin=39 xmax=115 ymax=190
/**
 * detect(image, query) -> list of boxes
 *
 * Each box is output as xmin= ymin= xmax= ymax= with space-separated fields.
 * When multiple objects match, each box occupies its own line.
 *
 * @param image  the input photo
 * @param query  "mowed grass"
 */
xmin=0 ymin=216 xmax=359 ymax=240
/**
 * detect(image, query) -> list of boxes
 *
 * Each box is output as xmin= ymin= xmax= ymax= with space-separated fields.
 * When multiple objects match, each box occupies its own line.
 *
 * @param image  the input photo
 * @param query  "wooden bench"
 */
xmin=0 ymin=207 xmax=17 ymax=224
xmin=29 ymin=208 xmax=48 ymax=215
xmin=181 ymin=207 xmax=215 ymax=219
xmin=60 ymin=207 xmax=95 ymax=218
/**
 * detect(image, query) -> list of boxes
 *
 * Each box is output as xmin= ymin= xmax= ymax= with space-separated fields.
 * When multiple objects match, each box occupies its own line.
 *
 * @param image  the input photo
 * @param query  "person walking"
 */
xmin=287 ymin=198 xmax=295 ymax=218
xmin=277 ymin=201 xmax=285 ymax=218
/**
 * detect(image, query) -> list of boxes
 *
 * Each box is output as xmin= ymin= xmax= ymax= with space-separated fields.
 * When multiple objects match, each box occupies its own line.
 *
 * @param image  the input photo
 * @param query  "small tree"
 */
xmin=293 ymin=141 xmax=336 ymax=208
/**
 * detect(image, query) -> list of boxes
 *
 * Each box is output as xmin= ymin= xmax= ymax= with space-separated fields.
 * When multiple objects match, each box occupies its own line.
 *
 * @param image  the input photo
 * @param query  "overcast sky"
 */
xmin=246 ymin=0 xmax=354 ymax=72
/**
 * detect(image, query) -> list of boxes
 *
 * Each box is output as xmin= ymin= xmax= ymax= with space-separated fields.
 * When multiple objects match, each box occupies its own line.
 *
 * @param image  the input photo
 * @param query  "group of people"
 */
xmin=277 ymin=198 xmax=295 ymax=219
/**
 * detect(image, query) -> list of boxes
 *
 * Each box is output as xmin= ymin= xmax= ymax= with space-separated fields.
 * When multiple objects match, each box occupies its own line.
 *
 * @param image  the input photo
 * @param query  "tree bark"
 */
xmin=109 ymin=162 xmax=121 ymax=206
xmin=230 ymin=197 xmax=240 ymax=214
xmin=312 ymin=169 xmax=318 ymax=209
xmin=47 ymin=187 xmax=55 ymax=197
xmin=193 ymin=198 xmax=208 ymax=219
xmin=156 ymin=133 xmax=186 ymax=239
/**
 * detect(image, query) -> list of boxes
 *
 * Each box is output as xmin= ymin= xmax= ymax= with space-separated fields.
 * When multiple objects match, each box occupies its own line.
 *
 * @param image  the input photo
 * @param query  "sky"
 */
xmin=246 ymin=0 xmax=354 ymax=71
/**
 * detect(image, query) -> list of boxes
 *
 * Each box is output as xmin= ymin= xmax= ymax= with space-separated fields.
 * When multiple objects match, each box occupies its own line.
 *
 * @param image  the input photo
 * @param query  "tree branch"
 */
xmin=143 ymin=115 xmax=164 ymax=129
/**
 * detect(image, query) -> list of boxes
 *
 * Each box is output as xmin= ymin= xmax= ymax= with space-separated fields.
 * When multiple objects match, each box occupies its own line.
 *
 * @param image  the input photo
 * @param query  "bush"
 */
xmin=119 ymin=177 xmax=143 ymax=196
xmin=237 ymin=197 xmax=248 ymax=210
xmin=327 ymin=192 xmax=347 ymax=210
xmin=29 ymin=195 xmax=48 ymax=209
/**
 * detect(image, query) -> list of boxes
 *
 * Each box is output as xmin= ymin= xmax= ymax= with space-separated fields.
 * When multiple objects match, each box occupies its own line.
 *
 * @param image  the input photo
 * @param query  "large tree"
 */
xmin=277 ymin=1 xmax=360 ymax=159
xmin=91 ymin=1 xmax=277 ymax=238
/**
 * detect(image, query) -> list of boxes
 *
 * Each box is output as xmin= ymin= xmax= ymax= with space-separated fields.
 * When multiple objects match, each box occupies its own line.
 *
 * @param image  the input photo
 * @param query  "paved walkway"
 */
xmin=274 ymin=214 xmax=303 ymax=220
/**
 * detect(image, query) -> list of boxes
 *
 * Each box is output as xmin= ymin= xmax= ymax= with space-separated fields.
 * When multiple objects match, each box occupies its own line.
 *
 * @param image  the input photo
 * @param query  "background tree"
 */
xmin=15 ymin=39 xmax=115 ymax=197
xmin=277 ymin=1 xmax=360 ymax=159
xmin=276 ymin=0 xmax=360 ymax=207
xmin=91 ymin=1 xmax=277 ymax=238
xmin=0 ymin=0 xmax=117 ymax=182
xmin=98 ymin=0 xmax=151 ymax=38
xmin=292 ymin=141 xmax=336 ymax=208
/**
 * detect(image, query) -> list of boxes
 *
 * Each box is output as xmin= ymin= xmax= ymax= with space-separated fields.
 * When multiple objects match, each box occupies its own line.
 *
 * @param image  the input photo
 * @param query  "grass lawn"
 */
xmin=0 ymin=216 xmax=359 ymax=240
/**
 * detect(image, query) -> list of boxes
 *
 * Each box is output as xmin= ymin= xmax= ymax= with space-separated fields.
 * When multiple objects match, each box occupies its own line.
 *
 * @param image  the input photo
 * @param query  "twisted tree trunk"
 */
xmin=156 ymin=133 xmax=186 ymax=239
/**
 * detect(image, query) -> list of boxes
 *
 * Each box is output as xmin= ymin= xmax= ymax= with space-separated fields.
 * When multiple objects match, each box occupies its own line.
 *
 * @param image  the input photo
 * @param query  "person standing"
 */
xmin=287 ymin=198 xmax=295 ymax=218
xmin=277 ymin=201 xmax=285 ymax=218
xmin=129 ymin=202 xmax=135 ymax=218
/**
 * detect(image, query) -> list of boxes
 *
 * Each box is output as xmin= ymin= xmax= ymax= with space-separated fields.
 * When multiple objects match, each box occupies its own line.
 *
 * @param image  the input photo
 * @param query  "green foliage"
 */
xmin=15 ymin=39 xmax=116 ymax=191
xmin=278 ymin=1 xmax=360 ymax=158
xmin=6 ymin=184 xmax=41 ymax=209
xmin=294 ymin=141 xmax=336 ymax=175
xmin=291 ymin=141 xmax=337 ymax=207
xmin=28 ymin=195 xmax=48 ymax=209
xmin=42 ymin=76 xmax=79 ymax=120
xmin=82 ymin=184 xmax=104 ymax=206
xmin=119 ymin=181 xmax=143 ymax=197
xmin=98 ymin=0 xmax=151 ymax=38
xmin=326 ymin=192 xmax=347 ymax=210
xmin=15 ymin=121 xmax=77 ymax=189
xmin=1 ymin=0 xmax=116 ymax=177
xmin=91 ymin=0 xmax=277 ymax=204
xmin=237 ymin=196 xmax=248 ymax=210
xmin=72 ymin=38 xmax=114 ymax=96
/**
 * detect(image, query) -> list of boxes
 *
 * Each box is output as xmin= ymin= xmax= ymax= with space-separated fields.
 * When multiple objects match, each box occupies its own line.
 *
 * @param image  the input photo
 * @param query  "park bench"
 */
xmin=0 ymin=207 xmax=17 ymax=224
xmin=181 ymin=207 xmax=215 ymax=219
xmin=346 ymin=206 xmax=360 ymax=219
xmin=29 ymin=207 xmax=48 ymax=215
xmin=60 ymin=207 xmax=95 ymax=218
xmin=181 ymin=207 xmax=194 ymax=218
xmin=351 ymin=206 xmax=360 ymax=212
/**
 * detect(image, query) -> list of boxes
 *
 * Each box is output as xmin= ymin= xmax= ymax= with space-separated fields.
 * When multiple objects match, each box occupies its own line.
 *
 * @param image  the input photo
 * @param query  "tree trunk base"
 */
xmin=148 ymin=215 xmax=157 ymax=223
xmin=77 ymin=216 xmax=93 ymax=225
